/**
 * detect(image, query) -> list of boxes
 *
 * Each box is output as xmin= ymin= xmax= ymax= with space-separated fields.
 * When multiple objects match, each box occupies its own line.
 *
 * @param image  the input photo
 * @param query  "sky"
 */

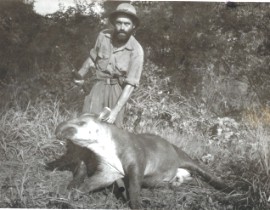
xmin=33 ymin=0 xmax=76 ymax=15
xmin=33 ymin=0 xmax=103 ymax=16
xmin=32 ymin=0 xmax=270 ymax=16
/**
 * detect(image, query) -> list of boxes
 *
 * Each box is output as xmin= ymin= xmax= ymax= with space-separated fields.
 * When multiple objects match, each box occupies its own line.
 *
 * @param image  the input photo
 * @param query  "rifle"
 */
xmin=55 ymin=45 xmax=88 ymax=93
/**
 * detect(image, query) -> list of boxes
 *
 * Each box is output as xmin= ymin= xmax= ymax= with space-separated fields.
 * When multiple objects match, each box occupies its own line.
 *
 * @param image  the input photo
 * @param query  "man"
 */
xmin=47 ymin=3 xmax=144 ymax=194
xmin=76 ymin=3 xmax=144 ymax=128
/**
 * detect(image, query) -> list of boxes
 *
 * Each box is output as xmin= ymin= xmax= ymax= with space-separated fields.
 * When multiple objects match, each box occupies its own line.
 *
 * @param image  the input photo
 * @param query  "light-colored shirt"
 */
xmin=88 ymin=29 xmax=144 ymax=87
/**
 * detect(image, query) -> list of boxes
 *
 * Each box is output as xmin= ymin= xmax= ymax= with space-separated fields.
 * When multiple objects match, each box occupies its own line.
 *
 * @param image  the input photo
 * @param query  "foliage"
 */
xmin=125 ymin=60 xmax=215 ymax=135
xmin=0 ymin=0 xmax=42 ymax=81
xmin=0 ymin=0 xmax=102 ymax=110
xmin=0 ymin=1 xmax=270 ymax=209
xmin=134 ymin=2 xmax=270 ymax=115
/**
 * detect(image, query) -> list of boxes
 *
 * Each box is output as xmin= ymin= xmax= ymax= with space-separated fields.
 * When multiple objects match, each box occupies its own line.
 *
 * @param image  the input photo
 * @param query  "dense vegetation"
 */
xmin=0 ymin=0 xmax=269 ymax=209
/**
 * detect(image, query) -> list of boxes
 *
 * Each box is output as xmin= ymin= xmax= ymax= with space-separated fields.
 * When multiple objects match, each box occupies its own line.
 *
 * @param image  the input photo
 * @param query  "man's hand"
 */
xmin=98 ymin=107 xmax=111 ymax=121
xmin=104 ymin=109 xmax=118 ymax=124
xmin=99 ymin=107 xmax=118 ymax=124
xmin=99 ymin=85 xmax=135 ymax=125
xmin=72 ymin=70 xmax=85 ymax=86
xmin=105 ymin=84 xmax=135 ymax=124
xmin=74 ymin=79 xmax=85 ymax=86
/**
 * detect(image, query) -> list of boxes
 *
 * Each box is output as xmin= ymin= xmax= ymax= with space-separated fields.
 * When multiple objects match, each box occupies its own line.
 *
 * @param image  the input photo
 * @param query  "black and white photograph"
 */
xmin=0 ymin=0 xmax=269 ymax=209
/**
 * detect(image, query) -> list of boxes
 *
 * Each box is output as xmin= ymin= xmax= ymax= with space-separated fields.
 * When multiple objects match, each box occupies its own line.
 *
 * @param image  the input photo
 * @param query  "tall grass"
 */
xmin=0 ymin=99 xmax=70 ymax=208
xmin=0 ymin=99 xmax=127 ymax=208
xmin=0 ymin=98 xmax=269 ymax=209
xmin=124 ymin=70 xmax=270 ymax=209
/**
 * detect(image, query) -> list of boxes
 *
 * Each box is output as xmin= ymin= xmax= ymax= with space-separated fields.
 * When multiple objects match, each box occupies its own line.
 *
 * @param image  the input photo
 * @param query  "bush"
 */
xmin=134 ymin=2 xmax=270 ymax=116
xmin=0 ymin=2 xmax=270 ymax=208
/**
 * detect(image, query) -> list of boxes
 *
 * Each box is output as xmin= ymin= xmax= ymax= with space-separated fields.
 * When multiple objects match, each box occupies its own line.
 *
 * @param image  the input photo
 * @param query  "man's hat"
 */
xmin=109 ymin=3 xmax=140 ymax=27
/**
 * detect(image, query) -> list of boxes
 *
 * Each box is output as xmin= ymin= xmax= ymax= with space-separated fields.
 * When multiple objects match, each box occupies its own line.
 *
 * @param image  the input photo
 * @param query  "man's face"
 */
xmin=114 ymin=15 xmax=135 ymax=43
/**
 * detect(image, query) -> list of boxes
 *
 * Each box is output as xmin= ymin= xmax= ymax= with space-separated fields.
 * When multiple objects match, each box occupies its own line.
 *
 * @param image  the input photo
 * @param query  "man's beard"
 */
xmin=114 ymin=30 xmax=133 ymax=43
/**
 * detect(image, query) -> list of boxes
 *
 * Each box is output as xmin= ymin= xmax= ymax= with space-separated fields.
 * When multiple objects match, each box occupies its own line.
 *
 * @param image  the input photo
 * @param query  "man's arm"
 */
xmin=73 ymin=57 xmax=95 ymax=86
xmin=78 ymin=31 xmax=104 ymax=77
xmin=105 ymin=43 xmax=144 ymax=124
xmin=78 ymin=57 xmax=95 ymax=77
xmin=105 ymin=84 xmax=135 ymax=124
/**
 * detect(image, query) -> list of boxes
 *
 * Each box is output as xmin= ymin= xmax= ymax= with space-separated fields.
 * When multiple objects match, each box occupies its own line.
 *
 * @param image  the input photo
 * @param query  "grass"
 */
xmin=0 ymin=99 xmax=269 ymax=209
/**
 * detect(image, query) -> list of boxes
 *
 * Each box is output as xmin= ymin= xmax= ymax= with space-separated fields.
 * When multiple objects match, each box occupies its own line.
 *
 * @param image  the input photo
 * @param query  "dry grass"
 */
xmin=0 ymin=99 xmax=269 ymax=209
xmin=243 ymin=107 xmax=270 ymax=129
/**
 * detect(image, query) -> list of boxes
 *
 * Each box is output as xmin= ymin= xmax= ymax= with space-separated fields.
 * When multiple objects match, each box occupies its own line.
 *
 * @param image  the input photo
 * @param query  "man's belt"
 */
xmin=96 ymin=78 xmax=119 ymax=85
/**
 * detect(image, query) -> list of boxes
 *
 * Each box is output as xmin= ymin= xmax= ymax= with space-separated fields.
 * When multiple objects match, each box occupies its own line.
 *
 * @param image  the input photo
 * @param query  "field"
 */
xmin=0 ymin=96 xmax=269 ymax=209
xmin=0 ymin=1 xmax=270 ymax=209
